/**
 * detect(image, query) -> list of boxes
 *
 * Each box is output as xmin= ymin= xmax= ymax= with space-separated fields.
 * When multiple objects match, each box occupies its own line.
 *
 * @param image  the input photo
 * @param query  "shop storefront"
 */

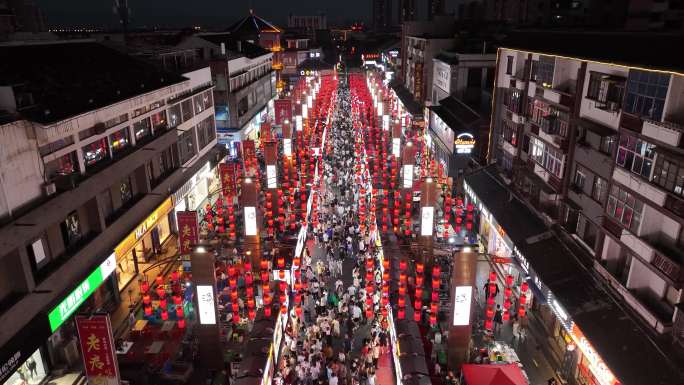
xmin=114 ymin=198 xmax=174 ymax=290
xmin=0 ymin=315 xmax=51 ymax=385
xmin=464 ymin=175 xmax=620 ymax=385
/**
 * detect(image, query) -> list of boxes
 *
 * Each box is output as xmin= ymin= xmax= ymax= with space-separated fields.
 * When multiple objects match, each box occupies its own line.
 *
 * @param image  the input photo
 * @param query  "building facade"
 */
xmin=178 ymin=33 xmax=276 ymax=145
xmin=0 ymin=41 xmax=218 ymax=385
xmin=287 ymin=14 xmax=327 ymax=30
xmin=372 ymin=0 xmax=394 ymax=31
xmin=404 ymin=34 xmax=455 ymax=104
xmin=489 ymin=36 xmax=684 ymax=347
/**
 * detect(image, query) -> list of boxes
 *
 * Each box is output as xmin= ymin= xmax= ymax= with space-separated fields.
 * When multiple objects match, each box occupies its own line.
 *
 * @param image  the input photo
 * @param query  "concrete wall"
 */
xmin=0 ymin=120 xmax=45 ymax=219
xmin=664 ymin=73 xmax=684 ymax=121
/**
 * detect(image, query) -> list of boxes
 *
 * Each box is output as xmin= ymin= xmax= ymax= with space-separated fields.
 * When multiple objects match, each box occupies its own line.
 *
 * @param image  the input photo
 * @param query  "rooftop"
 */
xmin=465 ymin=166 xmax=684 ymax=385
xmin=500 ymin=30 xmax=684 ymax=74
xmin=194 ymin=33 xmax=271 ymax=59
xmin=227 ymin=11 xmax=282 ymax=37
xmin=389 ymin=79 xmax=423 ymax=116
xmin=0 ymin=41 xmax=186 ymax=125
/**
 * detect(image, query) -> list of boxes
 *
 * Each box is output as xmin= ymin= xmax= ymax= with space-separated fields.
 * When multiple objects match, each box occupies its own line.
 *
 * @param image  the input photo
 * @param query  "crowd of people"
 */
xmin=275 ymin=79 xmax=390 ymax=385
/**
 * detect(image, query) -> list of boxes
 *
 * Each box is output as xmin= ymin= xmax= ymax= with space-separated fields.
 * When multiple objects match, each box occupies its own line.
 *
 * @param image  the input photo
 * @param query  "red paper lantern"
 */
xmin=518 ymin=306 xmax=526 ymax=317
xmin=399 ymin=260 xmax=407 ymax=271
xmin=521 ymin=282 xmax=529 ymax=293
xmin=159 ymin=299 xmax=167 ymax=309
xmin=178 ymin=319 xmax=186 ymax=329
xmin=504 ymin=299 xmax=512 ymax=310
xmin=520 ymin=294 xmax=527 ymax=305
xmin=486 ymin=306 xmax=494 ymax=319
xmin=489 ymin=271 xmax=497 ymax=283
xmin=156 ymin=275 xmax=163 ymax=285
xmin=487 ymin=296 xmax=495 ymax=306
xmin=161 ymin=310 xmax=169 ymax=321
xmin=414 ymin=310 xmax=421 ymax=322
xmin=264 ymin=306 xmax=272 ymax=317
xmin=431 ymin=291 xmax=439 ymax=302
xmin=398 ymin=296 xmax=406 ymax=308
xmin=398 ymin=308 xmax=405 ymax=319
xmin=416 ymin=276 xmax=424 ymax=286
xmin=144 ymin=306 xmax=152 ymax=316
xmin=176 ymin=307 xmax=184 ymax=318
xmin=416 ymin=263 xmax=424 ymax=273
xmin=485 ymin=319 xmax=493 ymax=330
xmin=281 ymin=305 xmax=288 ymax=315
xmin=142 ymin=294 xmax=151 ymax=305
xmin=248 ymin=309 xmax=256 ymax=320
xmin=414 ymin=299 xmax=421 ymax=310
xmin=503 ymin=310 xmax=510 ymax=321
xmin=432 ymin=279 xmax=440 ymax=290
xmin=504 ymin=287 xmax=512 ymax=298
xmin=432 ymin=266 xmax=440 ymax=276
xmin=140 ymin=281 xmax=149 ymax=294
xmin=173 ymin=296 xmax=182 ymax=305
xmin=430 ymin=314 xmax=437 ymax=326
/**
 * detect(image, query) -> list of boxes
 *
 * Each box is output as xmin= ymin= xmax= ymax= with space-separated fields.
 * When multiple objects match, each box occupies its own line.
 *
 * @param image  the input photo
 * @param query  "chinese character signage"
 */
xmin=48 ymin=254 xmax=116 ymax=332
xmin=76 ymin=315 xmax=120 ymax=385
xmin=219 ymin=163 xmax=236 ymax=197
xmin=177 ymin=211 xmax=199 ymax=254
xmin=260 ymin=122 xmax=272 ymax=142
xmin=243 ymin=140 xmax=256 ymax=170
xmin=414 ymin=62 xmax=424 ymax=101
xmin=274 ymin=99 xmax=292 ymax=125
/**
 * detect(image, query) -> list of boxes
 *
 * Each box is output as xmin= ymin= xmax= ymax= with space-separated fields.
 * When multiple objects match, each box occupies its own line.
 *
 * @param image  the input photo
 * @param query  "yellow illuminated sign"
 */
xmin=115 ymin=197 xmax=173 ymax=258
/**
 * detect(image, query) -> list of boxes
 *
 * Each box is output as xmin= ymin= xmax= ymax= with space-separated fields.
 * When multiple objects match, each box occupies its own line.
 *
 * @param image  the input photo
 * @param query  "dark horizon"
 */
xmin=35 ymin=0 xmax=373 ymax=29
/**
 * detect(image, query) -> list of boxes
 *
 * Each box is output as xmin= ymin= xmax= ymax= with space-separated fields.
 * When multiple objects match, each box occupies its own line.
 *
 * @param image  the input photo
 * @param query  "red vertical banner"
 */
xmin=260 ymin=122 xmax=272 ymax=142
xmin=274 ymin=99 xmax=292 ymax=125
xmin=243 ymin=140 xmax=256 ymax=167
xmin=177 ymin=211 xmax=199 ymax=254
xmin=219 ymin=162 xmax=236 ymax=197
xmin=76 ymin=315 xmax=120 ymax=385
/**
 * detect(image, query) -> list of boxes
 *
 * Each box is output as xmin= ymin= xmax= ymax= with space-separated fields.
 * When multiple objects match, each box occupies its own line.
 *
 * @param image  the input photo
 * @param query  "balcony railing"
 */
xmin=620 ymin=112 xmax=643 ymax=134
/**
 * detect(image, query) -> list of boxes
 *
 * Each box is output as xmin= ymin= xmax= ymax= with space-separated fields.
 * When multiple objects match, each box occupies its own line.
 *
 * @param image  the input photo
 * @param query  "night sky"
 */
xmin=35 ymin=0 xmax=373 ymax=29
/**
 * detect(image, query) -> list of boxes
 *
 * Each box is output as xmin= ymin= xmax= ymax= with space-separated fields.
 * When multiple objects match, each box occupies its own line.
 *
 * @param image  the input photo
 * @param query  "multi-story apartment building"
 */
xmin=484 ymin=31 xmax=684 ymax=384
xmin=288 ymin=14 xmax=327 ymax=31
xmin=403 ymin=34 xmax=455 ymax=104
xmin=0 ymin=40 xmax=218 ymax=384
xmin=281 ymin=36 xmax=325 ymax=82
xmin=373 ymin=0 xmax=394 ymax=31
xmin=178 ymin=33 xmax=276 ymax=145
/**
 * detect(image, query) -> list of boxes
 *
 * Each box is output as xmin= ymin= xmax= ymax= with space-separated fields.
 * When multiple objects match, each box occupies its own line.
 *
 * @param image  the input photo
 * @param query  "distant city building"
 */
xmin=372 ymin=0 xmax=394 ymax=30
xmin=400 ymin=0 xmax=417 ymax=22
xmin=427 ymin=0 xmax=445 ymax=20
xmin=287 ymin=14 xmax=327 ymax=30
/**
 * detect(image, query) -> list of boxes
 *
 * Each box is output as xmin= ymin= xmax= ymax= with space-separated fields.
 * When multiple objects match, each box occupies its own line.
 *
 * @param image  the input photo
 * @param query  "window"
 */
xmin=504 ymin=89 xmax=523 ymax=113
xmin=202 ymin=91 xmax=213 ymax=110
xmin=573 ymin=168 xmax=586 ymax=190
xmin=506 ymin=56 xmax=513 ymax=75
xmin=134 ymin=118 xmax=152 ymax=142
xmin=168 ymin=103 xmax=182 ymax=128
xmin=82 ymin=138 xmax=109 ymax=167
xmin=531 ymin=137 xmax=544 ymax=163
xmin=28 ymin=238 xmax=48 ymax=267
xmin=586 ymin=72 xmax=625 ymax=111
xmin=178 ymin=127 xmax=197 ymax=164
xmin=522 ymin=135 xmax=530 ymax=153
xmin=238 ymin=97 xmax=249 ymax=117
xmin=120 ymin=177 xmax=133 ymax=204
xmin=45 ymin=151 xmax=78 ymax=180
xmin=600 ymin=135 xmax=616 ymax=155
xmin=652 ymin=156 xmax=684 ymax=196
xmin=104 ymin=113 xmax=128 ymax=128
xmin=606 ymin=184 xmax=644 ymax=233
xmin=194 ymin=94 xmax=206 ymax=114
xmin=592 ymin=176 xmax=609 ymax=203
xmin=61 ymin=211 xmax=82 ymax=247
xmin=542 ymin=145 xmax=564 ymax=178
xmin=181 ymin=99 xmax=194 ymax=122
xmin=109 ymin=127 xmax=131 ymax=156
xmin=502 ymin=121 xmax=518 ymax=147
xmin=623 ymin=69 xmax=669 ymax=120
xmin=533 ymin=56 xmax=555 ymax=86
xmin=150 ymin=111 xmax=167 ymax=131
xmin=197 ymin=116 xmax=216 ymax=149
xmin=616 ymin=134 xmax=656 ymax=179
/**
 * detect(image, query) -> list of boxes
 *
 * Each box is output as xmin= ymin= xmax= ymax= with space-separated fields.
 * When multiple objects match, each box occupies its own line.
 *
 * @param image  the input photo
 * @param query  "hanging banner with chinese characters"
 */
xmin=243 ymin=139 xmax=257 ymax=175
xmin=75 ymin=315 xmax=120 ymax=385
xmin=219 ymin=163 xmax=236 ymax=197
xmin=260 ymin=122 xmax=272 ymax=142
xmin=274 ymin=99 xmax=292 ymax=125
xmin=177 ymin=211 xmax=199 ymax=254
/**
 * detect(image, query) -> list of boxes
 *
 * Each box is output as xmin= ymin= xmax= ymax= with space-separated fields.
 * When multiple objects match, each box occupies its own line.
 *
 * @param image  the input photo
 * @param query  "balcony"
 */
xmin=612 ymin=167 xmax=667 ymax=206
xmin=542 ymin=88 xmax=574 ymax=109
xmin=620 ymin=112 xmax=643 ymax=134
xmin=642 ymin=119 xmax=684 ymax=147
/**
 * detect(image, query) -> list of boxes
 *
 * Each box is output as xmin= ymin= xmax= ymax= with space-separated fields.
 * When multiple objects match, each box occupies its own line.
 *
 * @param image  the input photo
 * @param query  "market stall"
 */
xmin=461 ymin=364 xmax=528 ymax=385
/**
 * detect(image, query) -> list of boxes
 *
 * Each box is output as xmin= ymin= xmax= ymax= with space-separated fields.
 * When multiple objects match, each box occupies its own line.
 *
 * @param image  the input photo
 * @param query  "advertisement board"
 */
xmin=267 ymin=165 xmax=277 ymax=189
xmin=403 ymin=164 xmax=414 ymax=189
xmin=392 ymin=138 xmax=401 ymax=158
xmin=197 ymin=285 xmax=217 ymax=325
xmin=48 ymin=254 xmax=116 ymax=332
xmin=274 ymin=99 xmax=292 ymax=126
xmin=420 ymin=206 xmax=434 ymax=236
xmin=219 ymin=162 xmax=236 ymax=197
xmin=75 ymin=315 xmax=120 ymax=385
xmin=283 ymin=138 xmax=292 ymax=157
xmin=244 ymin=206 xmax=257 ymax=236
xmin=452 ymin=286 xmax=473 ymax=326
xmin=177 ymin=211 xmax=199 ymax=254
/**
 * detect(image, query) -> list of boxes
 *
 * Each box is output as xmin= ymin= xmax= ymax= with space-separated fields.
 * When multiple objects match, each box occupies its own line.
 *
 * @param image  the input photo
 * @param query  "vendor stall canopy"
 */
xmin=461 ymin=364 xmax=528 ymax=385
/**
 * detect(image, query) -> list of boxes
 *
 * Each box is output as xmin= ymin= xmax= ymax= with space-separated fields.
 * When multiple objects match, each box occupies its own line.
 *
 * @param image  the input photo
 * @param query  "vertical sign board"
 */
xmin=452 ymin=286 xmax=473 ymax=326
xmin=414 ymin=62 xmax=424 ymax=101
xmin=197 ymin=285 xmax=217 ymax=325
xmin=48 ymin=253 xmax=116 ymax=332
xmin=177 ymin=211 xmax=199 ymax=254
xmin=392 ymin=138 xmax=401 ymax=158
xmin=283 ymin=138 xmax=292 ymax=157
xmin=266 ymin=165 xmax=277 ymax=189
xmin=219 ymin=163 xmax=236 ymax=197
xmin=244 ymin=206 xmax=257 ymax=236
xmin=274 ymin=99 xmax=293 ymax=125
xmin=76 ymin=315 xmax=120 ymax=385
xmin=403 ymin=164 xmax=414 ymax=189
xmin=420 ymin=206 xmax=434 ymax=236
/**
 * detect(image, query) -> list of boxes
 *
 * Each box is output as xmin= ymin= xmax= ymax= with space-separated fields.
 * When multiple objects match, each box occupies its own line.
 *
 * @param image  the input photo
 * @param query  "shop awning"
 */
xmin=390 ymin=82 xmax=423 ymax=117
xmin=462 ymin=364 xmax=528 ymax=385
xmin=464 ymin=166 xmax=684 ymax=385
xmin=397 ymin=335 xmax=425 ymax=356
xmin=399 ymin=354 xmax=429 ymax=376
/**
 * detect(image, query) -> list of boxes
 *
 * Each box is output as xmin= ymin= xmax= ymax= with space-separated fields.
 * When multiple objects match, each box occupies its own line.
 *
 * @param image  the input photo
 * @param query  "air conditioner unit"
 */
xmin=43 ymin=182 xmax=56 ymax=196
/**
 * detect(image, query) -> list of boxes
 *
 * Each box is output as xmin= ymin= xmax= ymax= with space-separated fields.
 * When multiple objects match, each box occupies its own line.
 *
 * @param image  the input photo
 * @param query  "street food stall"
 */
xmin=461 ymin=364 xmax=529 ymax=385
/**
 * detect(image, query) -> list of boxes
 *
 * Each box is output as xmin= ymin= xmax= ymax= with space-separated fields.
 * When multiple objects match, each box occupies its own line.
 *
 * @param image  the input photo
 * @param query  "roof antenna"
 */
xmin=249 ymin=0 xmax=254 ymax=15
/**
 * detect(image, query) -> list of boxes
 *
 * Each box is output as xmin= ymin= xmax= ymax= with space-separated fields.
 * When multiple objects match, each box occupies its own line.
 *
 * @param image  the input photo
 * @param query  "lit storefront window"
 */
xmin=2 ymin=349 xmax=47 ymax=385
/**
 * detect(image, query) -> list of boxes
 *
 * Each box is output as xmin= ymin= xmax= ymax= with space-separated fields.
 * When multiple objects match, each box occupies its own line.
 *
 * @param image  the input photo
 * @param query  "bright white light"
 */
xmin=245 ymin=177 xmax=252 ymax=184
xmin=462 ymin=246 xmax=472 ymax=253
xmin=448 ymin=237 xmax=455 ymax=244
xmin=195 ymin=246 xmax=206 ymax=253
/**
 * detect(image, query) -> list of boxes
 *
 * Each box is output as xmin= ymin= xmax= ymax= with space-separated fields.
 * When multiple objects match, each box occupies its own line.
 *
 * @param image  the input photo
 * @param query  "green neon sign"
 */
xmin=47 ymin=253 xmax=116 ymax=332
